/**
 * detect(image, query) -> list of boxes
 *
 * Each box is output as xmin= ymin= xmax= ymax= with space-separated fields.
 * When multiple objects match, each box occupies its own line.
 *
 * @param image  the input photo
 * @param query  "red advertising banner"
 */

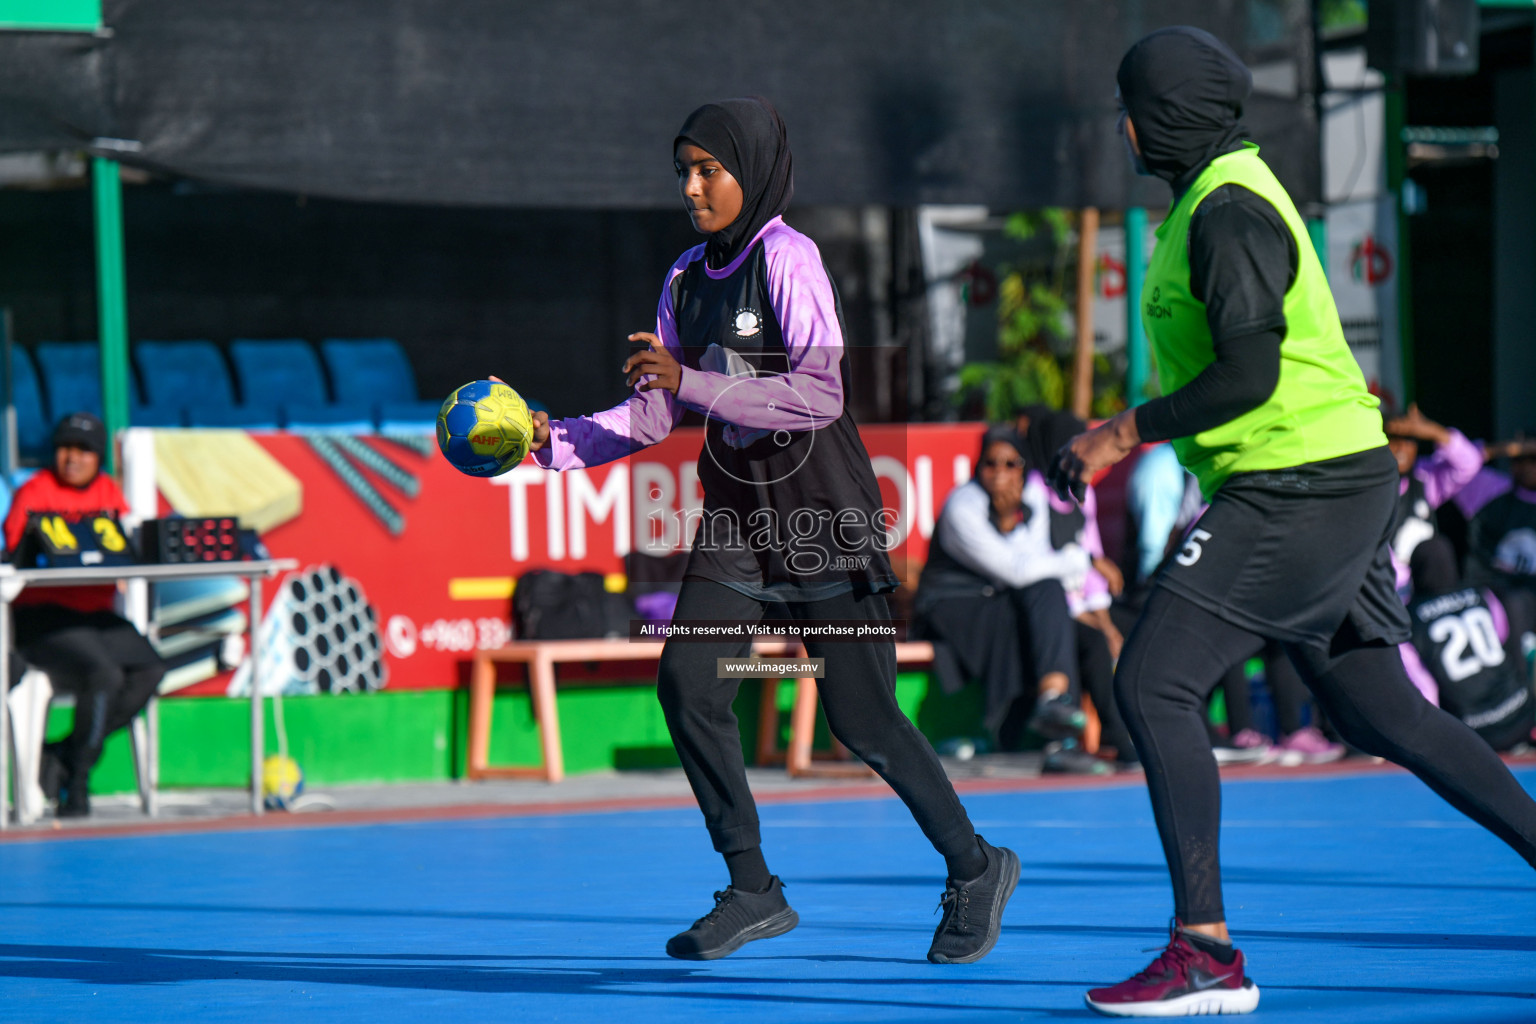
xmin=139 ymin=424 xmax=993 ymax=696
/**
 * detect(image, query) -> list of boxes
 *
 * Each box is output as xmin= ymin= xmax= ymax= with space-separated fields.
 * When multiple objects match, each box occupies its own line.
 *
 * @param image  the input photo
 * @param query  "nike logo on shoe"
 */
xmin=1188 ymin=969 xmax=1236 ymax=991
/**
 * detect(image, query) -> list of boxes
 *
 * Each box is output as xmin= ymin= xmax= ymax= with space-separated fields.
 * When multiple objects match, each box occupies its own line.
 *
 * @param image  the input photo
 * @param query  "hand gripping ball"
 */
xmin=436 ymin=380 xmax=535 ymax=477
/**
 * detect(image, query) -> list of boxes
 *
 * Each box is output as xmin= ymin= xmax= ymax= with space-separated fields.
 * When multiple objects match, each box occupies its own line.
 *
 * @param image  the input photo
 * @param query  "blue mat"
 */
xmin=1 ymin=768 xmax=1534 ymax=1022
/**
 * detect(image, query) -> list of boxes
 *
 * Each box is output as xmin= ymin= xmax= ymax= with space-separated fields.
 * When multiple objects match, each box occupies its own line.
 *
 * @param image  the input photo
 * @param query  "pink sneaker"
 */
xmin=1213 ymin=728 xmax=1273 ymax=766
xmin=1085 ymin=921 xmax=1260 ymax=1016
xmin=1275 ymin=726 xmax=1345 ymax=766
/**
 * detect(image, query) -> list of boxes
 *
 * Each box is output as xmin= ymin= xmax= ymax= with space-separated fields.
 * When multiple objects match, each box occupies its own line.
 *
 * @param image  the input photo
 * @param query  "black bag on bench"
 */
xmin=512 ymin=569 xmax=632 ymax=640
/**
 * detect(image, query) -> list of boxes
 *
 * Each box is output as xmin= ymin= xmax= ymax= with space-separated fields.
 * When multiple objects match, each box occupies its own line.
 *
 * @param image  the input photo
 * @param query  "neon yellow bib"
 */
xmin=1142 ymin=144 xmax=1384 ymax=498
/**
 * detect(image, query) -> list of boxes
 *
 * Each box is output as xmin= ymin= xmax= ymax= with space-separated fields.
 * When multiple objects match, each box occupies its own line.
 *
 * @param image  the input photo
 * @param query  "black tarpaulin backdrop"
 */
xmin=0 ymin=0 xmax=1320 ymax=209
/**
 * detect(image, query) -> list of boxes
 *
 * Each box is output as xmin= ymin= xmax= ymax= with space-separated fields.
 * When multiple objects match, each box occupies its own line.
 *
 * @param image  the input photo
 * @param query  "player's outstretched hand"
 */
xmin=1483 ymin=433 xmax=1535 ymax=462
xmin=624 ymin=333 xmax=682 ymax=394
xmin=1384 ymin=402 xmax=1450 ymax=446
xmin=1050 ymin=409 xmax=1141 ymax=504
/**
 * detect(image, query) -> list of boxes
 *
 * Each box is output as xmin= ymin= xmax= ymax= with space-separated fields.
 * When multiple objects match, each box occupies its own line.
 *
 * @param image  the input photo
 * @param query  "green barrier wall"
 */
xmin=0 ymin=0 xmax=100 ymax=31
xmin=53 ymin=672 xmax=987 ymax=794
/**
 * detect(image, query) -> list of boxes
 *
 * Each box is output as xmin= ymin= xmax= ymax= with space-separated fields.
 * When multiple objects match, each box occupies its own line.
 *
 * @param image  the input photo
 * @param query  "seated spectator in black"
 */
xmin=3 ymin=413 xmax=166 ymax=817
xmin=1401 ymin=533 xmax=1535 ymax=753
xmin=1019 ymin=408 xmax=1137 ymax=769
xmin=915 ymin=425 xmax=1092 ymax=756
xmin=1468 ymin=439 xmax=1536 ymax=610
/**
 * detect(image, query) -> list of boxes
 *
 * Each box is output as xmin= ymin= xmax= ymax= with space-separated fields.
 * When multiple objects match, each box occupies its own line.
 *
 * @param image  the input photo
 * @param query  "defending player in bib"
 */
xmin=1050 ymin=27 xmax=1536 ymax=1018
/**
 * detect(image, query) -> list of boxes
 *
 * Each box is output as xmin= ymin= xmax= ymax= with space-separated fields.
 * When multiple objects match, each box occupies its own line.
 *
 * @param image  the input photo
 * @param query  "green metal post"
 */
xmin=1124 ymin=206 xmax=1150 ymax=405
xmin=1383 ymin=82 xmax=1416 ymax=406
xmin=1305 ymin=218 xmax=1327 ymax=266
xmin=92 ymin=156 xmax=130 ymax=471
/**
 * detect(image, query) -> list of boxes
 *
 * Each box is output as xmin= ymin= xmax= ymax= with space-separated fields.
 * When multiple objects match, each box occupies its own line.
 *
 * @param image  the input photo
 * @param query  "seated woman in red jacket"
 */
xmin=4 ymin=412 xmax=165 ymax=817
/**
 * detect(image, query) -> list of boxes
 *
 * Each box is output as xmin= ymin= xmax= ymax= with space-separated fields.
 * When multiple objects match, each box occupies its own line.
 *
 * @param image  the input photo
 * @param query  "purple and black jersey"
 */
xmin=1404 ymin=586 xmax=1532 ymax=749
xmin=536 ymin=217 xmax=896 ymax=599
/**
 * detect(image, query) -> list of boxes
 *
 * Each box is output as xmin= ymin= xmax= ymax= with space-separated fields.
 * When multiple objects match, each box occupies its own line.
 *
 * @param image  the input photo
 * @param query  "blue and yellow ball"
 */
xmin=262 ymin=754 xmax=304 ymax=810
xmin=436 ymin=380 xmax=535 ymax=477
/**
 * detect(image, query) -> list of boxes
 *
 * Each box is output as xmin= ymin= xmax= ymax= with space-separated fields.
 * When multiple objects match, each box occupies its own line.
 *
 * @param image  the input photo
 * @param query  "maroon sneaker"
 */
xmin=1085 ymin=922 xmax=1259 ymax=1017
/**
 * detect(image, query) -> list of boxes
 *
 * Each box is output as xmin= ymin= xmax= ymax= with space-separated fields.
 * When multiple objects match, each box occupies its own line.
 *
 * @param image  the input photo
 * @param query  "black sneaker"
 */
xmin=1042 ymin=743 xmax=1114 ymax=776
xmin=39 ymin=745 xmax=69 ymax=802
xmin=665 ymin=876 xmax=798 ymax=960
xmin=927 ymin=835 xmax=1020 ymax=964
xmin=57 ymin=783 xmax=90 ymax=819
xmin=1028 ymin=693 xmax=1087 ymax=741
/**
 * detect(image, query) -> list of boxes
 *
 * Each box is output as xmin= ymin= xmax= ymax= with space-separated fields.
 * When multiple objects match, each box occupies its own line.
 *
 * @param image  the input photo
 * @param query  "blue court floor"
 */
xmin=2 ymin=768 xmax=1534 ymax=1023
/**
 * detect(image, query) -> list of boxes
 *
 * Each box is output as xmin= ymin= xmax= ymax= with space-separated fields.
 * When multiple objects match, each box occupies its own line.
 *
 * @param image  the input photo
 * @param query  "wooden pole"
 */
xmin=1072 ymin=207 xmax=1100 ymax=419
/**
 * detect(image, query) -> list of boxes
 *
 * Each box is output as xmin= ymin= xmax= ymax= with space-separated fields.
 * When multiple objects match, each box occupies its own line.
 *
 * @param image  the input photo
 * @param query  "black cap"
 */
xmin=52 ymin=412 xmax=106 ymax=455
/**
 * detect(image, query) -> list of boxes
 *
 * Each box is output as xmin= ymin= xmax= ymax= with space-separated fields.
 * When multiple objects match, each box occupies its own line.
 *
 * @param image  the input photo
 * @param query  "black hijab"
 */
xmin=676 ymin=97 xmax=795 ymax=270
xmin=1116 ymin=26 xmax=1252 ymax=191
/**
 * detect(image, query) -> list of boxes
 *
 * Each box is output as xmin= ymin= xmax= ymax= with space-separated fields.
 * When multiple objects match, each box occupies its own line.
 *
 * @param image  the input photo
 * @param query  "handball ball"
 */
xmin=437 ymin=380 xmax=535 ymax=477
xmin=262 ymin=754 xmax=304 ymax=810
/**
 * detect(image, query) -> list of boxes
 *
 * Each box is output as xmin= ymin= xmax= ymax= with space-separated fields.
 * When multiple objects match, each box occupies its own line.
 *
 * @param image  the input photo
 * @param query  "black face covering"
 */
xmin=1116 ymin=26 xmax=1253 ymax=189
xmin=675 ymin=97 xmax=795 ymax=270
xmin=1117 ymin=97 xmax=1151 ymax=176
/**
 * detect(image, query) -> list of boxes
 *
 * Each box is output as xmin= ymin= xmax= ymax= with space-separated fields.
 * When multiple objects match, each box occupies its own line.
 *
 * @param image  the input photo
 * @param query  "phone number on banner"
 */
xmin=385 ymin=615 xmax=512 ymax=657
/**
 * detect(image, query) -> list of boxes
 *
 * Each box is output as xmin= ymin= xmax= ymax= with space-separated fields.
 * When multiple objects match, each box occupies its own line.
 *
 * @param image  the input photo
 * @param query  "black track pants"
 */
xmin=16 ymin=608 xmax=166 ymax=777
xmin=657 ymin=579 xmax=978 ymax=863
xmin=1116 ymin=586 xmax=1536 ymax=924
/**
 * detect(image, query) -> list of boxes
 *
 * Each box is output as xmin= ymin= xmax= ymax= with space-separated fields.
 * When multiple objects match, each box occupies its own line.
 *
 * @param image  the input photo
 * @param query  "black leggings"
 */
xmin=657 ymin=579 xmax=977 ymax=864
xmin=1117 ymin=587 xmax=1536 ymax=924
xmin=16 ymin=607 xmax=166 ymax=777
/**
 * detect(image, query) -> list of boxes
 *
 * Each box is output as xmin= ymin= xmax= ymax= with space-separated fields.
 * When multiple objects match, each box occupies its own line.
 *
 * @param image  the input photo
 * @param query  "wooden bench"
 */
xmin=465 ymin=638 xmax=936 ymax=783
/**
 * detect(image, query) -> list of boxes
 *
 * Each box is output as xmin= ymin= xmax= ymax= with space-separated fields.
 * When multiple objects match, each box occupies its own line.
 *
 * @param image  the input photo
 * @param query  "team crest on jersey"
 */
xmin=733 ymin=308 xmax=762 ymax=339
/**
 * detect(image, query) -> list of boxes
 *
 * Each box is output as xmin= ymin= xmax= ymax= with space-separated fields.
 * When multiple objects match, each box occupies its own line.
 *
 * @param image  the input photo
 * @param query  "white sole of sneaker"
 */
xmin=667 ymin=907 xmax=799 ymax=961
xmin=1212 ymin=748 xmax=1272 ymax=766
xmin=928 ymin=845 xmax=1021 ymax=964
xmin=1085 ymin=980 xmax=1260 ymax=1016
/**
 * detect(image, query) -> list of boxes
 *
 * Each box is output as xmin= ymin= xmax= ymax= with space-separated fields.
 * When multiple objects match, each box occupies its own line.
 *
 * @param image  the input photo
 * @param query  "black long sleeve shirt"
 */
xmin=1134 ymin=184 xmax=1298 ymax=444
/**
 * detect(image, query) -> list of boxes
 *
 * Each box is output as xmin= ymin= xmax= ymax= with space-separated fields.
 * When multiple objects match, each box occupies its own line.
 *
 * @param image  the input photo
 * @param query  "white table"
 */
xmin=0 ymin=558 xmax=297 ymax=828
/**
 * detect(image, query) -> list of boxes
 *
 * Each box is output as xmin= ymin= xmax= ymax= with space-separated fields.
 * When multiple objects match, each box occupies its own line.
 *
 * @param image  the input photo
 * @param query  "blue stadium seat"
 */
xmin=131 ymin=403 xmax=187 ymax=428
xmin=229 ymin=339 xmax=329 ymax=407
xmin=320 ymin=338 xmax=419 ymax=405
xmin=377 ymin=399 xmax=443 ymax=433
xmin=35 ymin=341 xmax=105 ymax=420
xmin=282 ymin=402 xmax=376 ymax=433
xmin=185 ymin=403 xmax=281 ymax=430
xmin=135 ymin=340 xmax=235 ymax=409
xmin=0 ymin=467 xmax=38 ymax=525
xmin=10 ymin=346 xmax=51 ymax=461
